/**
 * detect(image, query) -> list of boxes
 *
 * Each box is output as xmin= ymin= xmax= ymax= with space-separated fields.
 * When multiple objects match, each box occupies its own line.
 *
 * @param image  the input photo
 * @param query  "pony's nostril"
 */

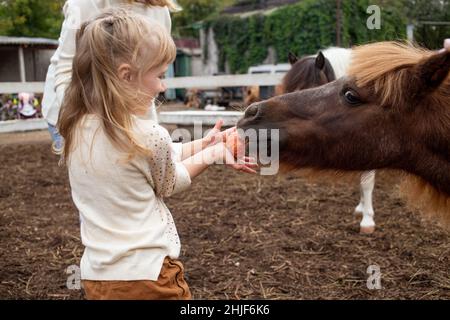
xmin=245 ymin=104 xmax=259 ymax=118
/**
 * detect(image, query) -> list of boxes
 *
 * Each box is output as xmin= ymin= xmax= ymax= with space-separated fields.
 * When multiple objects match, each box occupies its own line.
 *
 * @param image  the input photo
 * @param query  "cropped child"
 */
xmin=43 ymin=0 xmax=179 ymax=152
xmin=58 ymin=8 xmax=257 ymax=300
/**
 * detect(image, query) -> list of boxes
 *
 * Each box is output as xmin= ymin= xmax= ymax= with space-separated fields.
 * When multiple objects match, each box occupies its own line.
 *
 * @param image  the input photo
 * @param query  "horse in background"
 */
xmin=280 ymin=47 xmax=377 ymax=234
xmin=244 ymin=85 xmax=260 ymax=107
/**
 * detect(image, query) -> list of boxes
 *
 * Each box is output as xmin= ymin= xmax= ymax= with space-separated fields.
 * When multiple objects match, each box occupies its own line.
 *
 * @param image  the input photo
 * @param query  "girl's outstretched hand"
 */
xmin=209 ymin=142 xmax=258 ymax=174
xmin=203 ymin=119 xmax=258 ymax=173
xmin=224 ymin=144 xmax=258 ymax=174
xmin=203 ymin=119 xmax=237 ymax=148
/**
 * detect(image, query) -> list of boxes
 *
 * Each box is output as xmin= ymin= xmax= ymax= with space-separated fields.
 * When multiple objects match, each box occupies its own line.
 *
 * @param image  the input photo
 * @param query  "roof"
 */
xmin=174 ymin=38 xmax=200 ymax=50
xmin=222 ymin=0 xmax=299 ymax=15
xmin=0 ymin=36 xmax=58 ymax=47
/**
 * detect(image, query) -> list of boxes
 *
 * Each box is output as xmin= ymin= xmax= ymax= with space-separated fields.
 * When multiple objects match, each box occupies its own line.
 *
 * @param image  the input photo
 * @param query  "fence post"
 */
xmin=407 ymin=24 xmax=415 ymax=42
xmin=18 ymin=46 xmax=26 ymax=83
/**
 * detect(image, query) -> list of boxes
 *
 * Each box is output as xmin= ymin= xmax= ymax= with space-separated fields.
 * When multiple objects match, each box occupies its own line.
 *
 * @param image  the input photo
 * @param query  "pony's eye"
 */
xmin=343 ymin=89 xmax=362 ymax=106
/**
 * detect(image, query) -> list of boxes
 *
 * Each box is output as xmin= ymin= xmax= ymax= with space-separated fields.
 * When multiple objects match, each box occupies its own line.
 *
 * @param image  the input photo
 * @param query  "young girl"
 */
xmin=58 ymin=8 xmax=256 ymax=300
xmin=43 ymin=0 xmax=179 ymax=152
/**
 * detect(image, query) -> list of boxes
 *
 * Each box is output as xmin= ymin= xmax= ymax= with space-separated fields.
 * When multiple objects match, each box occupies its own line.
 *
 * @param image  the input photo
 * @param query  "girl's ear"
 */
xmin=118 ymin=64 xmax=132 ymax=82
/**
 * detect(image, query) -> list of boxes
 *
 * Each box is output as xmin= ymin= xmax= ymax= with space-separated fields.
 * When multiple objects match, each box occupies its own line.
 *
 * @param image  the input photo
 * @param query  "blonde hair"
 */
xmin=130 ymin=0 xmax=181 ymax=11
xmin=58 ymin=7 xmax=176 ymax=164
xmin=348 ymin=41 xmax=433 ymax=108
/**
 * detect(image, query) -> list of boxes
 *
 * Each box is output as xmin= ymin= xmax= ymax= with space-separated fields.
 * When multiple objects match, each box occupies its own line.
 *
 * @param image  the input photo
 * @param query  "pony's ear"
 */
xmin=315 ymin=51 xmax=325 ymax=70
xmin=412 ymin=49 xmax=450 ymax=94
xmin=288 ymin=52 xmax=298 ymax=65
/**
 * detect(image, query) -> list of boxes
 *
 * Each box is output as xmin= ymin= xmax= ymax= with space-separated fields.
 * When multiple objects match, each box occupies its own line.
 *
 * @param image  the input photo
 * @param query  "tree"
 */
xmin=402 ymin=0 xmax=450 ymax=49
xmin=172 ymin=0 xmax=235 ymax=38
xmin=0 ymin=0 xmax=65 ymax=39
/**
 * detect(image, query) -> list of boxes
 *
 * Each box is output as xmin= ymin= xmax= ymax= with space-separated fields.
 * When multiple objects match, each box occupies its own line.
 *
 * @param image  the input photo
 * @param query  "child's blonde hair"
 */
xmin=58 ymin=7 xmax=176 ymax=164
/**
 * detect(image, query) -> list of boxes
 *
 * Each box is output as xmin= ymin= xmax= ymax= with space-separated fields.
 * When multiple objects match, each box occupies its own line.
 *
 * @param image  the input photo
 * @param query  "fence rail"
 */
xmin=0 ymin=74 xmax=285 ymax=94
xmin=0 ymin=82 xmax=45 ymax=94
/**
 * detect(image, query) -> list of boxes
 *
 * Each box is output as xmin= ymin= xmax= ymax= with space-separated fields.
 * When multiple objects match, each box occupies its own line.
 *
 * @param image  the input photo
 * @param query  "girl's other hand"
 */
xmin=210 ymin=142 xmax=258 ymax=174
xmin=203 ymin=119 xmax=237 ymax=148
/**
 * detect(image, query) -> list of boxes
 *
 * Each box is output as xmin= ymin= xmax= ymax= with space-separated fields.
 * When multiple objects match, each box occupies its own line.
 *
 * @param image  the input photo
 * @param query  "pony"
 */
xmin=238 ymin=42 xmax=450 ymax=229
xmin=244 ymin=85 xmax=260 ymax=107
xmin=281 ymin=47 xmax=377 ymax=234
xmin=185 ymin=89 xmax=202 ymax=108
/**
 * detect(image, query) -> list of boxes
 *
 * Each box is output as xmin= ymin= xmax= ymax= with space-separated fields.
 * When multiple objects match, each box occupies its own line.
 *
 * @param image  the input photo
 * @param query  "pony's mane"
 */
xmin=347 ymin=41 xmax=450 ymax=108
xmin=321 ymin=47 xmax=352 ymax=79
xmin=401 ymin=175 xmax=450 ymax=227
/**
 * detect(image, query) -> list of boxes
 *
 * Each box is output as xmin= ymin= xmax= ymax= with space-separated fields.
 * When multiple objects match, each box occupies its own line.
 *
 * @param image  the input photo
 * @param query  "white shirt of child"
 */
xmin=42 ymin=0 xmax=171 ymax=126
xmin=68 ymin=114 xmax=190 ymax=281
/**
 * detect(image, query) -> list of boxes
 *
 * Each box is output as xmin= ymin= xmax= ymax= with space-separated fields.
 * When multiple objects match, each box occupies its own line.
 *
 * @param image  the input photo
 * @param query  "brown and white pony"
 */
xmin=282 ymin=47 xmax=377 ymax=233
xmin=238 ymin=42 xmax=450 ymax=229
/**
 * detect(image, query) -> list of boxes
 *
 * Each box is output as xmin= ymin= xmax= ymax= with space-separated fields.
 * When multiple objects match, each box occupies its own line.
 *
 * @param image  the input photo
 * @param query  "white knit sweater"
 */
xmin=42 ymin=0 xmax=171 ymax=125
xmin=68 ymin=114 xmax=191 ymax=280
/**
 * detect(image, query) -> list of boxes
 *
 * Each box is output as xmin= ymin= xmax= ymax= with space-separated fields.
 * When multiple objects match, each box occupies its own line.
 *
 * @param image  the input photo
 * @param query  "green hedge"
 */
xmin=205 ymin=0 xmax=407 ymax=73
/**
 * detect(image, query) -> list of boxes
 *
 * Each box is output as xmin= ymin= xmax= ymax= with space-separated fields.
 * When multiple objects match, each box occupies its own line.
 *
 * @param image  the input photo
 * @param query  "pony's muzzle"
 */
xmin=243 ymin=103 xmax=260 ymax=118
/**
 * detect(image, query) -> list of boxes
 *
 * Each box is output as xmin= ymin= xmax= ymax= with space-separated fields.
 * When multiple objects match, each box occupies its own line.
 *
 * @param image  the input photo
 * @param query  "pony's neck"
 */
xmin=406 ymin=151 xmax=450 ymax=196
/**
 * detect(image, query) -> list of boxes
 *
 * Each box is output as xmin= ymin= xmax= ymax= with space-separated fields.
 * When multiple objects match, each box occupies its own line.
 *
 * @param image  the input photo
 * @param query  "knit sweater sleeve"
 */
xmin=139 ymin=121 xmax=191 ymax=197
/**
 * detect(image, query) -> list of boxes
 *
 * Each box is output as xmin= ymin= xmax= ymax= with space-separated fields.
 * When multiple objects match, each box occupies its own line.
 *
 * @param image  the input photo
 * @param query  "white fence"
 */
xmin=0 ymin=82 xmax=45 ymax=94
xmin=1 ymin=74 xmax=281 ymax=133
xmin=0 ymin=73 xmax=284 ymax=94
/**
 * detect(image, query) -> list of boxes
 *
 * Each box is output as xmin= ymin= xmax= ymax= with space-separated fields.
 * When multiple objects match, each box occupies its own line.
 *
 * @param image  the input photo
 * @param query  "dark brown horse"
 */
xmin=238 ymin=42 xmax=450 ymax=228
xmin=283 ymin=51 xmax=335 ymax=92
xmin=282 ymin=48 xmax=377 ymax=234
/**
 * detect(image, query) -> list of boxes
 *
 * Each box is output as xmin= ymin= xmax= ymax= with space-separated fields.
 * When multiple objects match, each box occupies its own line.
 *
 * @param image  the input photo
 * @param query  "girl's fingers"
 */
xmin=203 ymin=134 xmax=215 ymax=147
xmin=213 ymin=119 xmax=224 ymax=132
xmin=224 ymin=126 xmax=237 ymax=138
xmin=214 ymin=126 xmax=234 ymax=143
xmin=236 ymin=158 xmax=258 ymax=166
xmin=231 ymin=162 xmax=258 ymax=171
xmin=246 ymin=163 xmax=259 ymax=168
xmin=234 ymin=164 xmax=258 ymax=174
xmin=236 ymin=157 xmax=257 ymax=166
xmin=242 ymin=156 xmax=256 ymax=163
xmin=227 ymin=126 xmax=237 ymax=134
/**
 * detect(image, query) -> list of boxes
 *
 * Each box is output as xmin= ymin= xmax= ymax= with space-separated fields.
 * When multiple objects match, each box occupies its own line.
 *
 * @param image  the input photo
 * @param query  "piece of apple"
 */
xmin=226 ymin=131 xmax=245 ymax=158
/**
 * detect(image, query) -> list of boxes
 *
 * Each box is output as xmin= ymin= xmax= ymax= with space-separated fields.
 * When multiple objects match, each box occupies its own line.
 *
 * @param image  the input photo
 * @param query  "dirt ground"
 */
xmin=0 ymin=131 xmax=449 ymax=300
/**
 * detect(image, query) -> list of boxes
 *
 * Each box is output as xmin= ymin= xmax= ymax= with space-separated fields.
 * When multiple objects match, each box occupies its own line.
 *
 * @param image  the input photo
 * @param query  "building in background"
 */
xmin=0 ymin=36 xmax=57 ymax=82
xmin=200 ymin=0 xmax=298 ymax=76
xmin=165 ymin=38 xmax=202 ymax=100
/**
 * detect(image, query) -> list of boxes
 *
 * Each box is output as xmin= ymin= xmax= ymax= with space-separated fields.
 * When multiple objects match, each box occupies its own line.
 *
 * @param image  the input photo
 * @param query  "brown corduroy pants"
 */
xmin=82 ymin=257 xmax=192 ymax=300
